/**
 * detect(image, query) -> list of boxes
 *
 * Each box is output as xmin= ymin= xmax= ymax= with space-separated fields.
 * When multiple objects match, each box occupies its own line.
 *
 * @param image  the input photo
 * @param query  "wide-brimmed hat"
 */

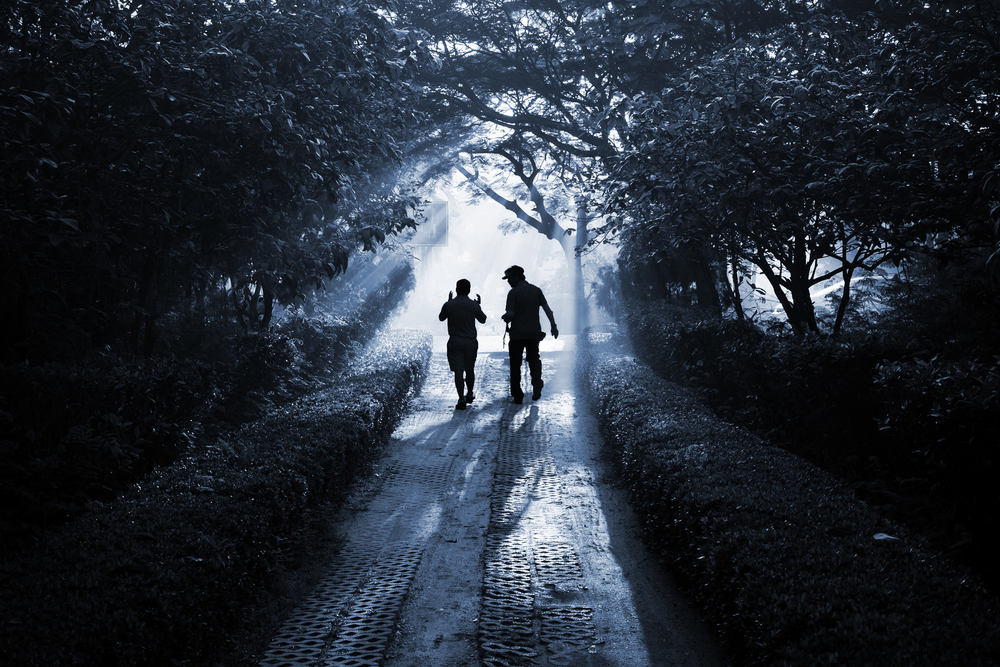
xmin=502 ymin=265 xmax=524 ymax=281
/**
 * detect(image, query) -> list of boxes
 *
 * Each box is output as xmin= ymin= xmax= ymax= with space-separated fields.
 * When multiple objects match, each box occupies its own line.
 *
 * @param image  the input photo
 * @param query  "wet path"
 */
xmin=259 ymin=336 xmax=726 ymax=667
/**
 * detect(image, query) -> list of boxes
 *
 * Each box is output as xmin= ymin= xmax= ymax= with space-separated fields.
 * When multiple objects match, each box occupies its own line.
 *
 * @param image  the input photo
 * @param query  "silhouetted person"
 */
xmin=439 ymin=279 xmax=487 ymax=410
xmin=501 ymin=266 xmax=558 ymax=403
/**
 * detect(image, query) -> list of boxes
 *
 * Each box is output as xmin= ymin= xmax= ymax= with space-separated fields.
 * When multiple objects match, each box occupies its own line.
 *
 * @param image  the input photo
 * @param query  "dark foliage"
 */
xmin=621 ymin=272 xmax=1000 ymax=592
xmin=604 ymin=1 xmax=1000 ymax=334
xmin=0 ymin=0 xmax=426 ymax=361
xmin=0 ymin=329 xmax=431 ymax=667
xmin=582 ymin=331 xmax=1000 ymax=666
xmin=0 ymin=354 xmax=212 ymax=543
xmin=0 ymin=263 xmax=414 ymax=552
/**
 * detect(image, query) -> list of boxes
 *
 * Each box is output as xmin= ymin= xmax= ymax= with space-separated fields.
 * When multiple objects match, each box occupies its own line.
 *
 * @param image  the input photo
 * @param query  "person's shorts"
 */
xmin=447 ymin=337 xmax=479 ymax=372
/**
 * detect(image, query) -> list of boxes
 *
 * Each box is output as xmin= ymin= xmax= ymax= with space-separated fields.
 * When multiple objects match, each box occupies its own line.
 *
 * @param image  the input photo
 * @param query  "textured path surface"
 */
xmin=259 ymin=336 xmax=726 ymax=667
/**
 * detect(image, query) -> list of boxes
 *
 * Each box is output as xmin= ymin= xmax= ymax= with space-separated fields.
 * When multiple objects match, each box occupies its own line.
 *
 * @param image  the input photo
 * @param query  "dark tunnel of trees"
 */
xmin=2 ymin=0 xmax=1000 ymax=626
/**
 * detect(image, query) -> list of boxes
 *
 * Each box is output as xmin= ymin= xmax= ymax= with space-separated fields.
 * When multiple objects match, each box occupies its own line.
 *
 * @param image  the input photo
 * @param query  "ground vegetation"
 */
xmin=584 ymin=331 xmax=1000 ymax=666
xmin=620 ymin=258 xmax=1000 ymax=595
xmin=0 ymin=329 xmax=431 ymax=667
xmin=1 ymin=0 xmax=429 ymax=547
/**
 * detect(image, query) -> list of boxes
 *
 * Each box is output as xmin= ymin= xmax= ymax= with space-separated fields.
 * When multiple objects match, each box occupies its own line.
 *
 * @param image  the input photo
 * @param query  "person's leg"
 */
xmin=508 ymin=339 xmax=526 ymax=402
xmin=464 ymin=339 xmax=478 ymax=402
xmin=525 ymin=339 xmax=543 ymax=399
xmin=447 ymin=338 xmax=467 ymax=409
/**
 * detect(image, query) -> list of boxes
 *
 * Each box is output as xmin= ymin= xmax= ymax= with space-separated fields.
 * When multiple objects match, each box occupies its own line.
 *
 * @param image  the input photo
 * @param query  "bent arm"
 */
xmin=438 ymin=303 xmax=448 ymax=322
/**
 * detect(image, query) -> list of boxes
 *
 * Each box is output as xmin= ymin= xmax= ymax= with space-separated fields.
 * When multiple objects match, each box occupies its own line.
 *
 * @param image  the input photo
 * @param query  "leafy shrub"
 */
xmin=277 ymin=315 xmax=354 ymax=377
xmin=719 ymin=333 xmax=890 ymax=452
xmin=0 ymin=354 xmax=211 ymax=544
xmin=202 ymin=327 xmax=326 ymax=426
xmin=582 ymin=331 xmax=1000 ymax=666
xmin=623 ymin=294 xmax=1000 ymax=591
xmin=0 ymin=329 xmax=432 ymax=667
xmin=623 ymin=299 xmax=890 ymax=446
xmin=874 ymin=355 xmax=1000 ymax=453
xmin=0 ymin=330 xmax=305 ymax=545
xmin=0 ymin=271 xmax=417 ymax=548
xmin=872 ymin=353 xmax=1000 ymax=576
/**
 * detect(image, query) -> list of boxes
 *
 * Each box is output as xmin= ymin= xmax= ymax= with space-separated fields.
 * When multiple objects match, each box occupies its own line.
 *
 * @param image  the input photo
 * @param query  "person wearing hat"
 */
xmin=501 ymin=265 xmax=558 ymax=403
xmin=439 ymin=278 xmax=488 ymax=410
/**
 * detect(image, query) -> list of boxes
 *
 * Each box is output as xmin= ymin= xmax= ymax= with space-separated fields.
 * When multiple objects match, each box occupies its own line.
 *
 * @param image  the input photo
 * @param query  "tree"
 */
xmin=1 ymin=0 xmax=428 ymax=359
xmin=452 ymin=135 xmax=595 ymax=330
xmin=403 ymin=0 xmax=823 ymax=320
xmin=875 ymin=0 xmax=1000 ymax=283
xmin=605 ymin=0 xmax=1000 ymax=332
xmin=609 ymin=14 xmax=919 ymax=333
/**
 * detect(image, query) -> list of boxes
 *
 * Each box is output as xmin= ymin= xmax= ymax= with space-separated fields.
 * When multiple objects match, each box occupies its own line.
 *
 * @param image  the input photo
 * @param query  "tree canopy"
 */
xmin=1 ymin=0 xmax=430 ymax=360
xmin=603 ymin=0 xmax=1000 ymax=331
xmin=4 ymin=0 xmax=999 ymax=359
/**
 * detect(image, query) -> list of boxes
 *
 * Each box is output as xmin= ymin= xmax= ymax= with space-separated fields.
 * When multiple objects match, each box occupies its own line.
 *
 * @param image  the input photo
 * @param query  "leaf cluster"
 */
xmin=621 ymin=284 xmax=1000 ymax=592
xmin=0 ymin=329 xmax=432 ymax=667
xmin=1 ymin=0 xmax=428 ymax=359
xmin=582 ymin=331 xmax=1000 ymax=666
xmin=607 ymin=3 xmax=1000 ymax=331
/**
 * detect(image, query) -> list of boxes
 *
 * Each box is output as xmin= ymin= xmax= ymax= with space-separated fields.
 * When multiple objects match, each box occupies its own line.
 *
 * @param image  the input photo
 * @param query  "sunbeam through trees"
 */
xmin=3 ymin=0 xmax=1000 ymax=665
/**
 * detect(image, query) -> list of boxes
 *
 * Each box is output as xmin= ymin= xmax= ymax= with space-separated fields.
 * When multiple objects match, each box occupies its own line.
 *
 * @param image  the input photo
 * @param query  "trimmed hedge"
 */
xmin=621 ymin=300 xmax=1000 ymax=591
xmin=0 ymin=353 xmax=216 ymax=540
xmin=581 ymin=331 xmax=1000 ymax=667
xmin=0 ymin=329 xmax=431 ymax=667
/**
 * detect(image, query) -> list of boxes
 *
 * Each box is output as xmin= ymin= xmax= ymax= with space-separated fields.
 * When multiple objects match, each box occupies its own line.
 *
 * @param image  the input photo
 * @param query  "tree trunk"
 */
xmin=833 ymin=265 xmax=856 ymax=336
xmin=788 ymin=230 xmax=819 ymax=335
xmin=691 ymin=250 xmax=721 ymax=314
xmin=261 ymin=284 xmax=274 ymax=331
xmin=142 ymin=311 xmax=158 ymax=356
xmin=129 ymin=257 xmax=156 ymax=353
xmin=250 ymin=282 xmax=262 ymax=330
xmin=727 ymin=256 xmax=747 ymax=321
xmin=753 ymin=255 xmax=801 ymax=332
xmin=570 ymin=199 xmax=590 ymax=333
xmin=233 ymin=278 xmax=249 ymax=330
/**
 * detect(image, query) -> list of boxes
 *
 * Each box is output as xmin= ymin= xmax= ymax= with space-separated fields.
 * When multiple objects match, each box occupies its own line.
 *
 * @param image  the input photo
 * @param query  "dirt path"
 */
xmin=259 ymin=336 xmax=726 ymax=667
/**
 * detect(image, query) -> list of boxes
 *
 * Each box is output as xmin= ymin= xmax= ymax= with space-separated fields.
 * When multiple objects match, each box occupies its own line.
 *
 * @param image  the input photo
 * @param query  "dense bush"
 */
xmin=0 ymin=331 xmax=299 ymax=548
xmin=0 ymin=354 xmax=212 ymax=544
xmin=623 ymin=296 xmax=1000 ymax=591
xmin=874 ymin=355 xmax=1000 ymax=454
xmin=0 ymin=329 xmax=431 ymax=667
xmin=0 ymin=265 xmax=413 ymax=550
xmin=871 ymin=353 xmax=1000 ymax=578
xmin=582 ymin=331 xmax=1000 ymax=666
